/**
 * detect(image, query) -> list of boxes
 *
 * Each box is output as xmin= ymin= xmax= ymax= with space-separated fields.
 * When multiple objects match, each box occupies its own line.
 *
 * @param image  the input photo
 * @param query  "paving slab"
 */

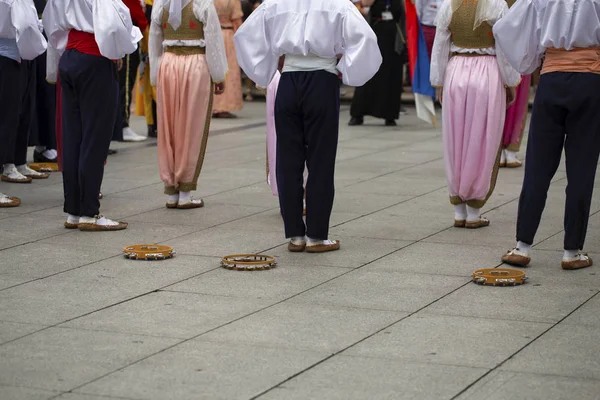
xmin=0 ymin=321 xmax=47 ymax=344
xmin=165 ymin=264 xmax=349 ymax=301
xmin=288 ymin=269 xmax=468 ymax=312
xmin=0 ymin=385 xmax=59 ymax=400
xmin=201 ymin=302 xmax=406 ymax=353
xmin=257 ymin=355 xmax=487 ymax=400
xmin=424 ymin=279 xmax=596 ymax=324
xmin=74 ymin=340 xmax=326 ymax=400
xmin=500 ymin=324 xmax=600 ymax=380
xmin=347 ymin=314 xmax=551 ymax=369
xmin=0 ymin=255 xmax=217 ymax=325
xmin=456 ymin=370 xmax=600 ymax=400
xmin=0 ymin=327 xmax=178 ymax=392
xmin=61 ymin=291 xmax=272 ymax=339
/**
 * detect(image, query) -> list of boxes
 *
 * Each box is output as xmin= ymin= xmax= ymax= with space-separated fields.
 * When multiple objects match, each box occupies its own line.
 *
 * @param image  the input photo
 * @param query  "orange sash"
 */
xmin=542 ymin=47 xmax=600 ymax=75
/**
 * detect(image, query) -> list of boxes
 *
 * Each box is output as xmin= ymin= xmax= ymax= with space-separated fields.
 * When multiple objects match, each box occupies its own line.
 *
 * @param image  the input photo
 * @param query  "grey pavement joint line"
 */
xmin=449 ymin=290 xmax=600 ymax=400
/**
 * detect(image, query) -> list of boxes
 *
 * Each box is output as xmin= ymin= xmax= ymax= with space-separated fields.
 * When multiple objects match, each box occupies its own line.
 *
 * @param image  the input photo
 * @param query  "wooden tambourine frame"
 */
xmin=221 ymin=254 xmax=277 ymax=271
xmin=29 ymin=163 xmax=59 ymax=172
xmin=124 ymin=244 xmax=175 ymax=261
xmin=472 ymin=268 xmax=527 ymax=286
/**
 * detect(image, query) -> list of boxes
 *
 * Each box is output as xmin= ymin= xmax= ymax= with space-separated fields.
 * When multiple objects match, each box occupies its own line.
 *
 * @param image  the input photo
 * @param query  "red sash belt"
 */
xmin=66 ymin=30 xmax=102 ymax=57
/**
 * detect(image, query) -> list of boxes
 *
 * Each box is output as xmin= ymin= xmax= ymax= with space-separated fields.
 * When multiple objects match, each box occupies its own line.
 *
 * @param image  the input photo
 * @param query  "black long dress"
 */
xmin=350 ymin=0 xmax=405 ymax=122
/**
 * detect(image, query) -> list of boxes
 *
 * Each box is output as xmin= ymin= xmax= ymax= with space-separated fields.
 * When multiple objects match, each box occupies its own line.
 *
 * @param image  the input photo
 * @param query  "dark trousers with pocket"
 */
xmin=516 ymin=72 xmax=600 ymax=250
xmin=59 ymin=50 xmax=118 ymax=217
xmin=0 ymin=56 xmax=35 ymax=167
xmin=275 ymin=70 xmax=340 ymax=239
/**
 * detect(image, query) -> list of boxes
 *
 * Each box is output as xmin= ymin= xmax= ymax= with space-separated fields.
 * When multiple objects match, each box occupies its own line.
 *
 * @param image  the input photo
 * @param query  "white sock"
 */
xmin=66 ymin=214 xmax=79 ymax=224
xmin=79 ymin=216 xmax=119 ymax=226
xmin=500 ymin=149 xmax=506 ymax=164
xmin=44 ymin=149 xmax=57 ymax=159
xmin=466 ymin=206 xmax=481 ymax=222
xmin=454 ymin=204 xmax=467 ymax=220
xmin=167 ymin=194 xmax=179 ymax=203
xmin=179 ymin=191 xmax=191 ymax=203
xmin=35 ymin=146 xmax=46 ymax=153
xmin=16 ymin=164 xmax=40 ymax=176
xmin=291 ymin=236 xmax=306 ymax=245
xmin=516 ymin=241 xmax=532 ymax=255
xmin=563 ymin=249 xmax=579 ymax=260
xmin=506 ymin=150 xmax=519 ymax=163
xmin=307 ymin=237 xmax=336 ymax=246
xmin=0 ymin=193 xmax=12 ymax=203
xmin=3 ymin=164 xmax=16 ymax=174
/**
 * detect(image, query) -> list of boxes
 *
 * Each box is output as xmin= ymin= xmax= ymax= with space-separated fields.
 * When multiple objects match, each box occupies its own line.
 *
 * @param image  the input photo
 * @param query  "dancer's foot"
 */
xmin=176 ymin=191 xmax=204 ymax=209
xmin=1 ymin=164 xmax=32 ymax=183
xmin=213 ymin=112 xmax=237 ymax=119
xmin=78 ymin=215 xmax=128 ymax=231
xmin=562 ymin=251 xmax=593 ymax=270
xmin=288 ymin=236 xmax=307 ymax=252
xmin=306 ymin=239 xmax=340 ymax=253
xmin=385 ymin=119 xmax=397 ymax=126
xmin=33 ymin=148 xmax=58 ymax=163
xmin=122 ymin=127 xmax=147 ymax=142
xmin=465 ymin=206 xmax=489 ymax=229
xmin=18 ymin=165 xmax=49 ymax=179
xmin=348 ymin=117 xmax=364 ymax=126
xmin=64 ymin=214 xmax=80 ymax=229
xmin=502 ymin=248 xmax=531 ymax=267
xmin=0 ymin=193 xmax=20 ymax=207
xmin=505 ymin=150 xmax=522 ymax=168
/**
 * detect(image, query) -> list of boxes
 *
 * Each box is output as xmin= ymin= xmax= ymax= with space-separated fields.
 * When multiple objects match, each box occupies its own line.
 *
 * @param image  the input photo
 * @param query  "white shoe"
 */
xmin=122 ymin=127 xmax=147 ymax=142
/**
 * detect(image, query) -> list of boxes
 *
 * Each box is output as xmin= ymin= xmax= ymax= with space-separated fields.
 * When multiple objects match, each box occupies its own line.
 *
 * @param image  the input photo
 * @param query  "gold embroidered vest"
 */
xmin=162 ymin=3 xmax=205 ymax=42
xmin=449 ymin=0 xmax=495 ymax=49
xmin=506 ymin=0 xmax=517 ymax=7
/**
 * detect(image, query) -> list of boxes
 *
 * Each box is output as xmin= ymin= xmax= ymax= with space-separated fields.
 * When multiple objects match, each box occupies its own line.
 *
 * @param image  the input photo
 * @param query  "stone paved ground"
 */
xmin=1 ymin=102 xmax=600 ymax=400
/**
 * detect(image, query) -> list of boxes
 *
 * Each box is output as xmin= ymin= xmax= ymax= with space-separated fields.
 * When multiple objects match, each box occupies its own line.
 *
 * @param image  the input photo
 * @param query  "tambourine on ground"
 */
xmin=221 ymin=254 xmax=277 ymax=271
xmin=472 ymin=267 xmax=527 ymax=286
xmin=29 ymin=163 xmax=59 ymax=172
xmin=123 ymin=244 xmax=175 ymax=261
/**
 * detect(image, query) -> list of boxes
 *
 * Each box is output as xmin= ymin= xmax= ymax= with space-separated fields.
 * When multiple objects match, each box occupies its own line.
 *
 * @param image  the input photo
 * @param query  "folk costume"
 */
xmin=0 ymin=0 xmax=47 ymax=207
xmin=43 ymin=0 xmax=142 ymax=231
xmin=31 ymin=0 xmax=58 ymax=164
xmin=149 ymin=0 xmax=228 ymax=209
xmin=235 ymin=0 xmax=382 ymax=252
xmin=349 ymin=0 xmax=406 ymax=126
xmin=415 ymin=0 xmax=442 ymax=57
xmin=496 ymin=0 xmax=600 ymax=270
xmin=499 ymin=0 xmax=531 ymax=168
xmin=430 ymin=0 xmax=520 ymax=228
xmin=212 ymin=0 xmax=243 ymax=118
xmin=113 ymin=0 xmax=149 ymax=142
xmin=135 ymin=0 xmax=159 ymax=138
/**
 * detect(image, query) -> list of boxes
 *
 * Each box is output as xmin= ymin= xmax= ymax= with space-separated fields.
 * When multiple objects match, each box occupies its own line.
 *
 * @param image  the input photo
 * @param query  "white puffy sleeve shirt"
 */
xmin=233 ymin=0 xmax=382 ymax=88
xmin=430 ymin=0 xmax=521 ymax=88
xmin=43 ymin=0 xmax=143 ymax=82
xmin=0 ymin=0 xmax=47 ymax=60
xmin=149 ymin=0 xmax=228 ymax=86
xmin=493 ymin=0 xmax=600 ymax=75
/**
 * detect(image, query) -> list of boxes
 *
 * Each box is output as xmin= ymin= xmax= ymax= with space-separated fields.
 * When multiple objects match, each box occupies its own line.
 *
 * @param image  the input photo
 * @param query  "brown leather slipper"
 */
xmin=502 ymin=249 xmax=531 ymax=267
xmin=64 ymin=222 xmax=79 ymax=229
xmin=26 ymin=173 xmax=50 ymax=179
xmin=454 ymin=219 xmax=466 ymax=228
xmin=166 ymin=202 xmax=178 ymax=209
xmin=288 ymin=242 xmax=306 ymax=252
xmin=1 ymin=175 xmax=32 ymax=183
xmin=562 ymin=256 xmax=593 ymax=270
xmin=306 ymin=240 xmax=341 ymax=253
xmin=78 ymin=221 xmax=128 ymax=231
xmin=466 ymin=217 xmax=490 ymax=229
xmin=177 ymin=199 xmax=204 ymax=209
xmin=0 ymin=196 xmax=21 ymax=207
xmin=506 ymin=161 xmax=523 ymax=168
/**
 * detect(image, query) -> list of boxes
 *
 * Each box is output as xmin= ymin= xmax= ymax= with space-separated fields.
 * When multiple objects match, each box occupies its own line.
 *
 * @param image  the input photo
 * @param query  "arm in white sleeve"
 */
xmin=148 ymin=5 xmax=164 ymax=87
xmin=92 ymin=0 xmax=143 ymax=60
xmin=493 ymin=0 xmax=543 ymax=75
xmin=42 ymin=1 xmax=68 ymax=83
xmin=197 ymin=0 xmax=228 ymax=83
xmin=11 ymin=0 xmax=47 ymax=60
xmin=233 ymin=6 xmax=277 ymax=88
xmin=429 ymin=0 xmax=451 ymax=87
xmin=338 ymin=6 xmax=382 ymax=87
